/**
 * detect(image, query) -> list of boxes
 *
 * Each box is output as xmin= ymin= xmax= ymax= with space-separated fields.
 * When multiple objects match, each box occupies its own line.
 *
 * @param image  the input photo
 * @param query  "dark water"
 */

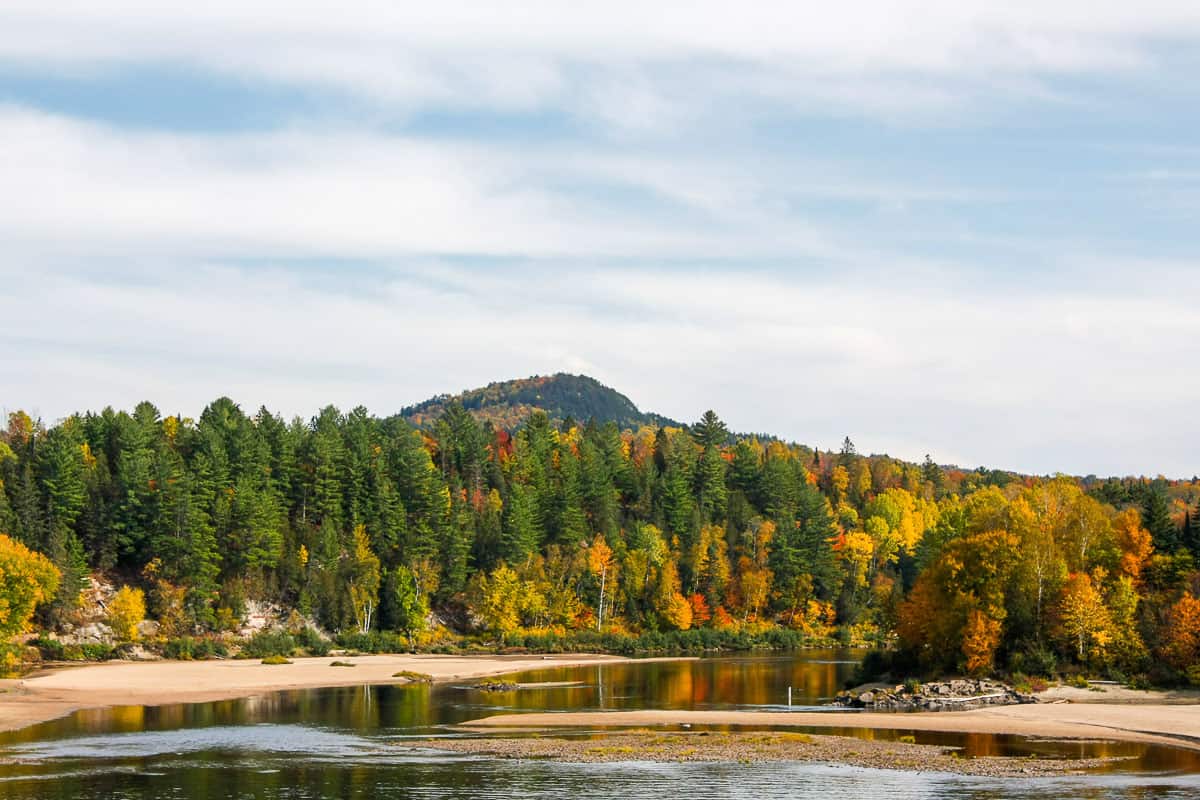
xmin=1 ymin=651 xmax=1197 ymax=799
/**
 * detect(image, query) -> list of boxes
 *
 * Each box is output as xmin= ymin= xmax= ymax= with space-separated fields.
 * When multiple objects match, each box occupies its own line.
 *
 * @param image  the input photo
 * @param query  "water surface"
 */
xmin=1 ymin=651 xmax=1197 ymax=799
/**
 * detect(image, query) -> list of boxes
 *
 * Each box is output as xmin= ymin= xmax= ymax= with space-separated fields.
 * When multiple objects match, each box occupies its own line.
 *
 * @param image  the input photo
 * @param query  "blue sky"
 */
xmin=3 ymin=2 xmax=1199 ymax=477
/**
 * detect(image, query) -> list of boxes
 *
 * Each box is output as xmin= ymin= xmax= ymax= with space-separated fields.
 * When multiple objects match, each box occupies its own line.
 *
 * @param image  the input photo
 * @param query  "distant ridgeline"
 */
xmin=400 ymin=373 xmax=682 ymax=432
xmin=1 ymin=374 xmax=1199 ymax=684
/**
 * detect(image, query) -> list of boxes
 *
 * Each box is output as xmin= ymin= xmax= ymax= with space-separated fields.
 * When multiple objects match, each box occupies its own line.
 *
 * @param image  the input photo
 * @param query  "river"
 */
xmin=1 ymin=650 xmax=1197 ymax=798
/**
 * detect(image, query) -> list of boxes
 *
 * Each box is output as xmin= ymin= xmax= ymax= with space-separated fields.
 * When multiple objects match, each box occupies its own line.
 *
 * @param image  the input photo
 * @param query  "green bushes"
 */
xmin=503 ymin=627 xmax=811 ymax=655
xmin=162 ymin=637 xmax=228 ymax=660
xmin=30 ymin=637 xmax=116 ymax=662
xmin=334 ymin=631 xmax=411 ymax=654
xmin=239 ymin=628 xmax=330 ymax=658
xmin=296 ymin=627 xmax=332 ymax=656
xmin=239 ymin=630 xmax=299 ymax=658
xmin=261 ymin=655 xmax=292 ymax=665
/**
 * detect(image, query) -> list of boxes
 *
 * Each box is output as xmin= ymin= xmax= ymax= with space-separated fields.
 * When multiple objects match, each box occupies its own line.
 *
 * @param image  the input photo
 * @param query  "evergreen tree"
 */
xmin=1142 ymin=486 xmax=1179 ymax=552
xmin=691 ymin=410 xmax=729 ymax=449
xmin=695 ymin=443 xmax=728 ymax=522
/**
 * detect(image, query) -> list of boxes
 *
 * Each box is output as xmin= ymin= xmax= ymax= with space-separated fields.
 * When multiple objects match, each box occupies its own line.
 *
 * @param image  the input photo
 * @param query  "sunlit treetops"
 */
xmin=1 ymin=383 xmax=1198 ymax=683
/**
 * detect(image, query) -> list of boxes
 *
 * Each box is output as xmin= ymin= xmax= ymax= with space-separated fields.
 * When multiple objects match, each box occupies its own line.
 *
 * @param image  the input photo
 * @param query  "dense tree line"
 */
xmin=1 ymin=399 xmax=1198 ymax=682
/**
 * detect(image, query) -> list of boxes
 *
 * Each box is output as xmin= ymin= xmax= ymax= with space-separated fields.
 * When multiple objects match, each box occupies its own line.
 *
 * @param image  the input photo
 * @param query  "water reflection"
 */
xmin=0 ymin=651 xmax=1197 ymax=800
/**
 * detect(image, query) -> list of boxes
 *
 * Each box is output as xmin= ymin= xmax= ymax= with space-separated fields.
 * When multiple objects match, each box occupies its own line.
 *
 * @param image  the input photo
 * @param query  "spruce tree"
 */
xmin=1142 ymin=487 xmax=1179 ymax=552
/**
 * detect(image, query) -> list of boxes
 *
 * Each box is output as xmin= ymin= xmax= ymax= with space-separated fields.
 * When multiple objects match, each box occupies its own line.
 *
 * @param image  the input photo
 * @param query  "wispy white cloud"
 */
xmin=0 ymin=105 xmax=968 ymax=264
xmin=7 ymin=257 xmax=1200 ymax=477
xmin=4 ymin=2 xmax=1200 ymax=480
xmin=4 ymin=1 xmax=1198 ymax=126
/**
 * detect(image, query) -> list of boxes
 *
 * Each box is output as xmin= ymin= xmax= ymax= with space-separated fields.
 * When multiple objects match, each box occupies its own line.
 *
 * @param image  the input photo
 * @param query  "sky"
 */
xmin=3 ymin=1 xmax=1199 ymax=478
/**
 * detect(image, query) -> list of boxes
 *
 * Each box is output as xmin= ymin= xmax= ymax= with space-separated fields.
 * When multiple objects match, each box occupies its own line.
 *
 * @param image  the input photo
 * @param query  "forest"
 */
xmin=1 ymin=392 xmax=1199 ymax=685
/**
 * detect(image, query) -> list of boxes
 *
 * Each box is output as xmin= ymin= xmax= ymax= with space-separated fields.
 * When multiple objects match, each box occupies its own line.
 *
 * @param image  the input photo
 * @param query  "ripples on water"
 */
xmin=0 ymin=653 xmax=1197 ymax=799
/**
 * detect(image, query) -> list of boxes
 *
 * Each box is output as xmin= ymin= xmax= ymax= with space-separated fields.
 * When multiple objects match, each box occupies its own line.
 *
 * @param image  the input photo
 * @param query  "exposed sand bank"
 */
xmin=464 ymin=704 xmax=1200 ymax=752
xmin=423 ymin=730 xmax=1130 ymax=777
xmin=0 ymin=653 xmax=640 ymax=733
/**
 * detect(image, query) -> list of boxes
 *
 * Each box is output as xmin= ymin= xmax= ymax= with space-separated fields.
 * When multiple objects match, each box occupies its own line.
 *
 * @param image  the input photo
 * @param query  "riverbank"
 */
xmin=0 ymin=653 xmax=651 ymax=733
xmin=423 ymin=730 xmax=1128 ymax=777
xmin=464 ymin=704 xmax=1200 ymax=752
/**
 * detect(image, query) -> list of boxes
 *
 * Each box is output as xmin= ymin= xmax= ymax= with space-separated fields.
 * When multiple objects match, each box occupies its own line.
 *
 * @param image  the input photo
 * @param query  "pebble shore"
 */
xmin=418 ymin=730 xmax=1128 ymax=777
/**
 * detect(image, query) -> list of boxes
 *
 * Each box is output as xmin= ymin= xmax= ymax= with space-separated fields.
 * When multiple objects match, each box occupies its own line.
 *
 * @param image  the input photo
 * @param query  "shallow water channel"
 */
xmin=1 ymin=651 xmax=1197 ymax=799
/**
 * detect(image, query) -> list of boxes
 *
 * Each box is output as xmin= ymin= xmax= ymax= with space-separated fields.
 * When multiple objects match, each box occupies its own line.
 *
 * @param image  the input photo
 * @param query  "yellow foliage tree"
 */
xmin=588 ymin=534 xmax=616 ymax=630
xmin=655 ymin=560 xmax=692 ymax=630
xmin=0 ymin=533 xmax=59 ymax=638
xmin=472 ymin=564 xmax=523 ymax=635
xmin=107 ymin=586 xmax=146 ymax=642
xmin=347 ymin=525 xmax=381 ymax=635
xmin=1112 ymin=508 xmax=1153 ymax=582
xmin=1056 ymin=572 xmax=1112 ymax=663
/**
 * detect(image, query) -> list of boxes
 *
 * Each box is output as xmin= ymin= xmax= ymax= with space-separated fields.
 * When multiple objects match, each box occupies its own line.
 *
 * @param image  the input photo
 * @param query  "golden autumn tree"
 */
xmin=1056 ymin=572 xmax=1112 ymax=664
xmin=962 ymin=609 xmax=1003 ymax=676
xmin=737 ymin=556 xmax=772 ymax=622
xmin=587 ymin=534 xmax=615 ymax=630
xmin=107 ymin=586 xmax=146 ymax=642
xmin=0 ymin=534 xmax=59 ymax=638
xmin=471 ymin=563 xmax=523 ymax=635
xmin=896 ymin=530 xmax=1018 ymax=671
xmin=1112 ymin=508 xmax=1153 ymax=582
xmin=346 ymin=525 xmax=381 ymax=635
xmin=1159 ymin=593 xmax=1200 ymax=675
xmin=655 ymin=560 xmax=693 ymax=630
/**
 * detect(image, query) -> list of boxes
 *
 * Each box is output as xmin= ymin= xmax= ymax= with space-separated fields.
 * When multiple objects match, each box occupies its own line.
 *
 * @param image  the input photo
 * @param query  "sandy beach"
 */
xmin=0 ymin=653 xmax=635 ymax=733
xmin=464 ymin=704 xmax=1200 ymax=752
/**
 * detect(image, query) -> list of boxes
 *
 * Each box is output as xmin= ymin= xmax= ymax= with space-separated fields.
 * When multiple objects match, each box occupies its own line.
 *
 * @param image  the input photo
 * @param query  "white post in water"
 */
xmin=788 ymin=687 xmax=792 ymax=707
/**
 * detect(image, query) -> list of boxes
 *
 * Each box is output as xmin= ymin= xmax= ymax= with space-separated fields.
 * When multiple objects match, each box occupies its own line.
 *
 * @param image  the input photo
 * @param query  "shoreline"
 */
xmin=0 ymin=653 xmax=654 ymax=734
xmin=462 ymin=705 xmax=1200 ymax=753
xmin=0 ymin=654 xmax=1196 ymax=769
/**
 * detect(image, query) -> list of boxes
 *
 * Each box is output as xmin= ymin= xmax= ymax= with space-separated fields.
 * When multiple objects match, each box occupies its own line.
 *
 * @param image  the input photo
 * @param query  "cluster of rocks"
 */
xmin=832 ymin=679 xmax=1036 ymax=711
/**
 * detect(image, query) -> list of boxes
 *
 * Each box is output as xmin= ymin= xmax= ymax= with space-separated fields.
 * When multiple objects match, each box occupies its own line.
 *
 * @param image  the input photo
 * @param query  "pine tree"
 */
xmin=695 ymin=444 xmax=728 ymax=522
xmin=1184 ymin=499 xmax=1200 ymax=557
xmin=501 ymin=482 xmax=539 ymax=564
xmin=1142 ymin=487 xmax=1179 ymax=552
xmin=691 ymin=410 xmax=729 ymax=449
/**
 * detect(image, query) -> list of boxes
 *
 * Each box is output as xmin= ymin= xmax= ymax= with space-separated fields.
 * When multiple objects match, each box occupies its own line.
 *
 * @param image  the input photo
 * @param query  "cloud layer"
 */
xmin=3 ymin=2 xmax=1199 ymax=477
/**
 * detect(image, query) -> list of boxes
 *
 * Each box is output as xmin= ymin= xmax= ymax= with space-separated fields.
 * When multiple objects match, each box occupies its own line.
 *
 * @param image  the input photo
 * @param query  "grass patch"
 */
xmin=330 ymin=660 xmax=356 ymax=667
xmin=261 ymin=655 xmax=292 ymax=665
xmin=898 ymin=735 xmax=916 ymax=744
xmin=392 ymin=670 xmax=434 ymax=682
xmin=778 ymin=733 xmax=813 ymax=744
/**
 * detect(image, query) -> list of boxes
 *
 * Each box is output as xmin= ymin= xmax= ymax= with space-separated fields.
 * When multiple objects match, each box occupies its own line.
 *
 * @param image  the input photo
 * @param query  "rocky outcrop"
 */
xmin=832 ymin=679 xmax=1036 ymax=711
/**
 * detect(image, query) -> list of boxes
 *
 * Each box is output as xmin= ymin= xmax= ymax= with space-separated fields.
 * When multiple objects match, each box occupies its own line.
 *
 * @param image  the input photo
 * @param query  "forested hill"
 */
xmin=2 ymin=392 xmax=1200 ymax=686
xmin=400 ymin=374 xmax=681 ymax=431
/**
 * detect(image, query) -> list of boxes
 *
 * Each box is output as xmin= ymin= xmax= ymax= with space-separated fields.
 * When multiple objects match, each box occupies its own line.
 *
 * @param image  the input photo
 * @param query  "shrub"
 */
xmin=162 ymin=637 xmax=228 ymax=660
xmin=240 ymin=630 xmax=298 ymax=658
xmin=296 ymin=627 xmax=332 ymax=656
xmin=261 ymin=655 xmax=292 ymax=665
xmin=1187 ymin=664 xmax=1200 ymax=687
xmin=393 ymin=670 xmax=433 ymax=682
xmin=334 ymin=631 xmax=409 ymax=654
xmin=1009 ymin=646 xmax=1057 ymax=678
xmin=30 ymin=637 xmax=115 ymax=662
xmin=329 ymin=660 xmax=355 ymax=667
